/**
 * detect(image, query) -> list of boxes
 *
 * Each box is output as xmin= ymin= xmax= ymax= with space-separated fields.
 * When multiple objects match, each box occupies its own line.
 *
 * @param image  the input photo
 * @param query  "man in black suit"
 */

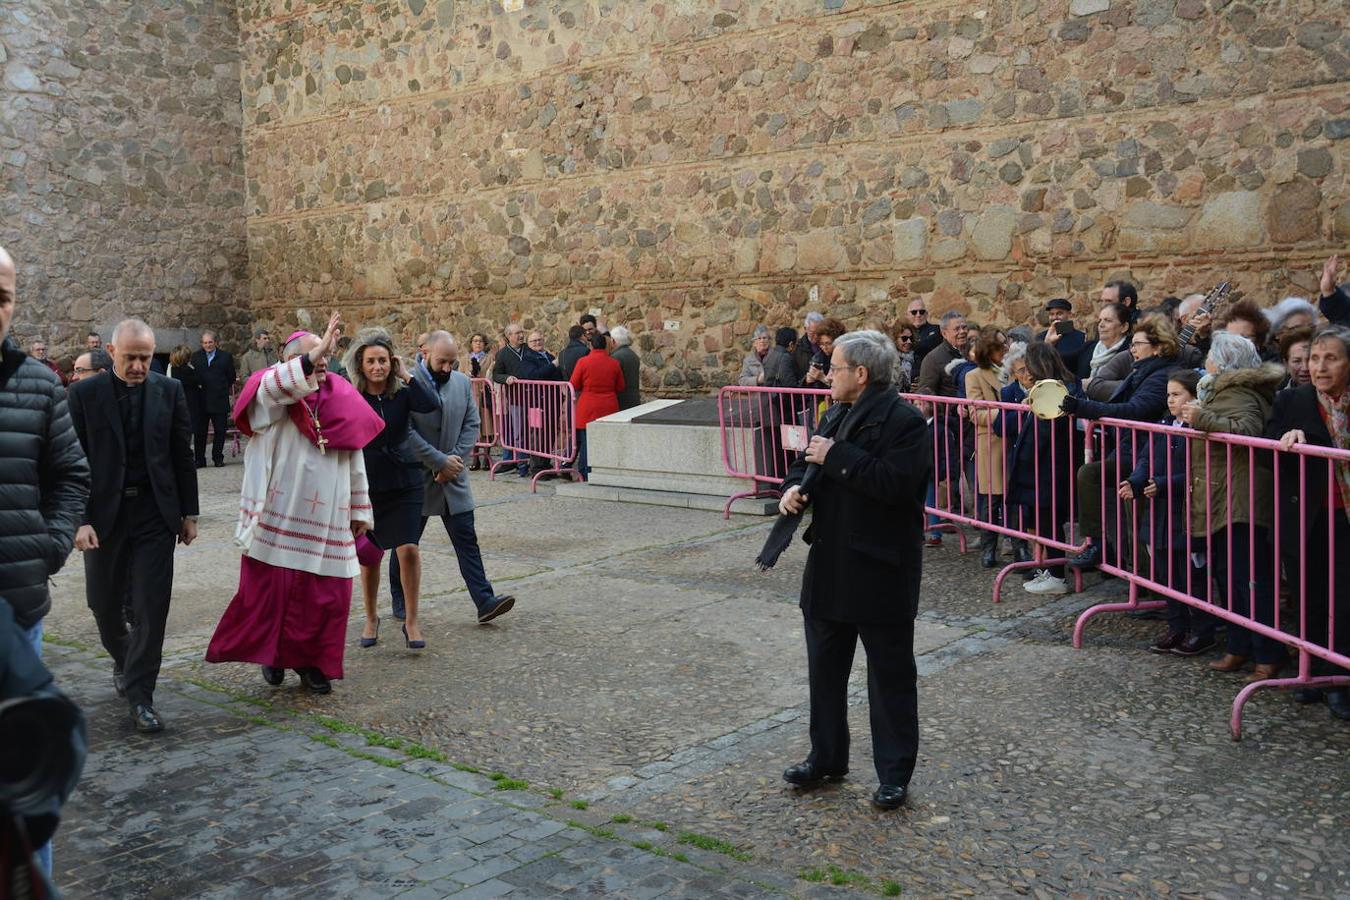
xmin=68 ymin=319 xmax=199 ymax=733
xmin=778 ymin=329 xmax=930 ymax=810
xmin=190 ymin=329 xmax=235 ymax=467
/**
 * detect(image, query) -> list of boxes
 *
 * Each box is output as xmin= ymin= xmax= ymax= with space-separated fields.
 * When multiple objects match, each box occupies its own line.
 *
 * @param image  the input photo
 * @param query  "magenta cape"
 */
xmin=233 ymin=362 xmax=384 ymax=451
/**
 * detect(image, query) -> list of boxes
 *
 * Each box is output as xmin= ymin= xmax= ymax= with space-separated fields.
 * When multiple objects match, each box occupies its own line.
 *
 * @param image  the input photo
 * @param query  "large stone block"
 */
xmin=1192 ymin=192 xmax=1263 ymax=248
xmin=971 ymin=208 xmax=1017 ymax=261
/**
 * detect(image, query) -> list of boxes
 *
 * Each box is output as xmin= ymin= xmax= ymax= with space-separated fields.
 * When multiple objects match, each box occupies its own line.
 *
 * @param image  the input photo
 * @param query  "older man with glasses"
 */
xmin=907 ymin=300 xmax=942 ymax=370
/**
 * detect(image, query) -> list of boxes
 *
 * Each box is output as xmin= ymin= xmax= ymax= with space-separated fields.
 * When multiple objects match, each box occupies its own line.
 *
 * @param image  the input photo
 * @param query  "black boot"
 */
xmin=1013 ymin=541 xmax=1032 ymax=565
xmin=979 ymin=534 xmax=998 ymax=568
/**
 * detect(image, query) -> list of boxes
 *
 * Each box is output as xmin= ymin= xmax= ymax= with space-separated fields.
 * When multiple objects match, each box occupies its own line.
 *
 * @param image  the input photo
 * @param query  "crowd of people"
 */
xmin=740 ymin=256 xmax=1348 ymax=723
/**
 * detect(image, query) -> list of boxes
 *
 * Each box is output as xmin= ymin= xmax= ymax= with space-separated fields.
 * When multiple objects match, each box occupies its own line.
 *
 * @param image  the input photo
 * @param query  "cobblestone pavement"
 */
xmin=44 ymin=463 xmax=1350 ymax=897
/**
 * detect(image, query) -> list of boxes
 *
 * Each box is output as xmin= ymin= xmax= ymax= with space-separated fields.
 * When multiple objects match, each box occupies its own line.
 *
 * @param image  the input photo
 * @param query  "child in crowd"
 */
xmin=1117 ymin=369 xmax=1216 ymax=656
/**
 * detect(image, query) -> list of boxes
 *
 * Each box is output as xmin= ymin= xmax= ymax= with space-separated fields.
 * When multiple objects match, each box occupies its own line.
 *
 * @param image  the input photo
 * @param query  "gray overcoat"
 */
xmin=406 ymin=364 xmax=480 ymax=517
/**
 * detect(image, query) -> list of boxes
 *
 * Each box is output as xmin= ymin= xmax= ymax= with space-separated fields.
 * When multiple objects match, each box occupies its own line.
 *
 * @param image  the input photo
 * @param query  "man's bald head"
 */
xmin=0 ymin=245 xmax=15 ymax=345
xmin=109 ymin=318 xmax=156 ymax=385
xmin=426 ymin=330 xmax=458 ymax=373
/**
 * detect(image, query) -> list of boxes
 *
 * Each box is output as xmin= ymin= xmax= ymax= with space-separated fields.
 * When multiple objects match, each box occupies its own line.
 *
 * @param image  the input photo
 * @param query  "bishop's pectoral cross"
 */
xmin=304 ymin=398 xmax=328 ymax=455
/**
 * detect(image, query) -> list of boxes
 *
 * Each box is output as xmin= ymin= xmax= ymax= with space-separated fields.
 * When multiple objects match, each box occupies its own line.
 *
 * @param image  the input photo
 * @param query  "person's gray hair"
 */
xmin=751 ymin=324 xmax=770 ymax=341
xmin=834 ymin=330 xmax=897 ymax=387
xmin=200 ymin=329 xmax=217 ymax=341
xmin=1006 ymin=326 xmax=1034 ymax=345
xmin=610 ymin=325 xmax=632 ymax=347
xmin=804 ymin=311 xmax=825 ymax=327
xmin=1178 ymin=293 xmax=1206 ymax=316
xmin=939 ymin=310 xmax=965 ymax=329
xmin=1205 ymin=331 xmax=1261 ymax=373
xmin=426 ymin=329 xmax=454 ymax=350
xmin=1002 ymin=341 xmax=1028 ymax=382
xmin=1311 ymin=325 xmax=1350 ymax=359
xmin=111 ymin=318 xmax=155 ymax=345
xmin=1264 ymin=296 xmax=1317 ymax=333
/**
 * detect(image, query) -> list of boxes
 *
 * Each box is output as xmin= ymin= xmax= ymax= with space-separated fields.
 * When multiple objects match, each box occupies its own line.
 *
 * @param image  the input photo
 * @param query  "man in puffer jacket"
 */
xmin=0 ymin=245 xmax=91 ymax=641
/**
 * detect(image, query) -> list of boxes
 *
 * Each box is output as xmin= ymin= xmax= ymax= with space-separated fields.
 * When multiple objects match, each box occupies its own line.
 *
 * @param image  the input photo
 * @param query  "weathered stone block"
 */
xmin=1192 ymin=192 xmax=1263 ymax=247
xmin=972 ymin=207 xmax=1017 ymax=261
xmin=892 ymin=217 xmax=928 ymax=261
xmin=1266 ymin=179 xmax=1321 ymax=244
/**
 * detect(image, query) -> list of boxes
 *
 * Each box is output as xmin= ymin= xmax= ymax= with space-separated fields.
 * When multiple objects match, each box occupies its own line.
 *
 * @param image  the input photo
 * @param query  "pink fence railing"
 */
xmin=1074 ymin=415 xmax=1350 ymax=737
xmin=469 ymin=377 xmax=497 ymax=469
xmin=717 ymin=385 xmax=1350 ymax=738
xmin=490 ymin=379 xmax=580 ymax=491
xmin=717 ymin=385 xmax=831 ymax=517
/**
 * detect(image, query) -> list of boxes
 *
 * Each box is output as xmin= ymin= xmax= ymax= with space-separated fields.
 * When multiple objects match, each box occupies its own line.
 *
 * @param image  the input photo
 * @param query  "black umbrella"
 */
xmin=754 ymin=463 xmax=822 ymax=571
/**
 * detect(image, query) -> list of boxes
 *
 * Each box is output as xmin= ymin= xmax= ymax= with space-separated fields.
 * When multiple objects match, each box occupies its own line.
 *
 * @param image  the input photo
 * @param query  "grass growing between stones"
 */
xmin=677 ymin=831 xmax=752 ymax=862
xmin=800 ymin=864 xmax=899 ymax=894
xmin=571 ymin=799 xmax=589 ymax=810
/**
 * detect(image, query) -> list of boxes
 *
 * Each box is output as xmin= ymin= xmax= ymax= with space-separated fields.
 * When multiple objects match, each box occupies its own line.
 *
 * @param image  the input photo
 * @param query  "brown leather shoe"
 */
xmin=1209 ymin=654 xmax=1249 ymax=672
xmin=1244 ymin=663 xmax=1282 ymax=683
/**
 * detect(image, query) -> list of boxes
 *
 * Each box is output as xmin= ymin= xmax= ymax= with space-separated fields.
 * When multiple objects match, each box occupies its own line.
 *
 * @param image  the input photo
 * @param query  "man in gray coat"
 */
xmin=393 ymin=331 xmax=516 ymax=625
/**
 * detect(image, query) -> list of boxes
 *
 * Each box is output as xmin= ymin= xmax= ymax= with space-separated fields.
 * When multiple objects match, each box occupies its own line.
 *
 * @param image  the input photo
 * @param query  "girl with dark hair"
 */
xmin=1013 ymin=343 xmax=1077 ymax=594
xmin=1117 ymin=369 xmax=1212 ymax=655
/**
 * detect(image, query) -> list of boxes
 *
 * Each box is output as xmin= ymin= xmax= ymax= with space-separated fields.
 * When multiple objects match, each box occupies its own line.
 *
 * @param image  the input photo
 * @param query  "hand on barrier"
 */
xmin=1279 ymin=428 xmax=1306 ymax=452
xmin=779 ymin=486 xmax=808 ymax=516
xmin=1117 ymin=481 xmax=1135 ymax=501
xmin=1143 ymin=479 xmax=1159 ymax=499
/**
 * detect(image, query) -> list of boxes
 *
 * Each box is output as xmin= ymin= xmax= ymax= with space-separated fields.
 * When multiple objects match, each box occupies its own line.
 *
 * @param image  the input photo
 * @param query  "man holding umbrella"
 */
xmin=775 ymin=330 xmax=930 ymax=810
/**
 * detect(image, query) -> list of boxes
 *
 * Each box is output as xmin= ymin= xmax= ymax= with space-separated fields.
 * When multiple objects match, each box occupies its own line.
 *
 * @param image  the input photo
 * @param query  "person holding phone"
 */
xmin=1038 ymin=298 xmax=1087 ymax=374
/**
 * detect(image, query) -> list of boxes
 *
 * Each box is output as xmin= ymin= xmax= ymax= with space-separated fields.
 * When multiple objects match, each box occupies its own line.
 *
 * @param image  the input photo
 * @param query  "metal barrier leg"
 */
xmin=992 ymin=559 xmax=1051 ymax=603
xmin=1071 ymin=579 xmax=1166 ymax=648
xmin=1229 ymin=650 xmax=1350 ymax=740
xmin=723 ymin=486 xmax=781 ymax=519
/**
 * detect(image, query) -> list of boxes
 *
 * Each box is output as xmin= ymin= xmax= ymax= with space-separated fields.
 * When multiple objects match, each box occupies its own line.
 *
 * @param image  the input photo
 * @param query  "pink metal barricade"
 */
xmin=717 ymin=385 xmax=831 ymax=518
xmin=490 ymin=379 xmax=580 ymax=491
xmin=1070 ymin=416 xmax=1350 ymax=738
xmin=469 ymin=377 xmax=497 ymax=469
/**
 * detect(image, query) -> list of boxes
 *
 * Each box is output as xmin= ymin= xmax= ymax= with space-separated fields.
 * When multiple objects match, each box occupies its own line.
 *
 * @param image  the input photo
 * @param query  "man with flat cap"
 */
xmin=1037 ymin=298 xmax=1087 ymax=375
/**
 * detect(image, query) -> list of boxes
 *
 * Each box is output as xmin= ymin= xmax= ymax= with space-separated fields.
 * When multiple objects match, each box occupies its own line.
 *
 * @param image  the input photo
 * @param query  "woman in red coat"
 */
xmin=568 ymin=332 xmax=625 ymax=479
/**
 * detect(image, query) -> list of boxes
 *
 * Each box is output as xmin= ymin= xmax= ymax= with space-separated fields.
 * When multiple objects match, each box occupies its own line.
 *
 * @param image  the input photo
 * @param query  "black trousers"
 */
xmin=195 ymin=408 xmax=229 ymax=464
xmin=803 ymin=614 xmax=919 ymax=786
xmin=85 ymin=493 xmax=176 ymax=707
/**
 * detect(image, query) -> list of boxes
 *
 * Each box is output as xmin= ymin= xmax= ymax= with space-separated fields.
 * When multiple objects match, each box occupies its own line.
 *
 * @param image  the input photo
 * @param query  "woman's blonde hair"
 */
xmin=169 ymin=344 xmax=192 ymax=369
xmin=344 ymin=327 xmax=403 ymax=398
xmin=1134 ymin=314 xmax=1179 ymax=358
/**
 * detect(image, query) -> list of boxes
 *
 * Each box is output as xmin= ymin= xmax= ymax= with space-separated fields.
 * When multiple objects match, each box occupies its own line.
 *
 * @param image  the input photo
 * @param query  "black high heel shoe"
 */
xmin=359 ymin=618 xmax=380 ymax=648
xmin=401 ymin=623 xmax=426 ymax=650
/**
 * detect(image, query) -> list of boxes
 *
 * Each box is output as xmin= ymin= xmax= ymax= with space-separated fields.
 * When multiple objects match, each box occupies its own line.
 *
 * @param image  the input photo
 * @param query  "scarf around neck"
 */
xmin=1316 ymin=389 xmax=1350 ymax=520
xmin=1089 ymin=337 xmax=1126 ymax=377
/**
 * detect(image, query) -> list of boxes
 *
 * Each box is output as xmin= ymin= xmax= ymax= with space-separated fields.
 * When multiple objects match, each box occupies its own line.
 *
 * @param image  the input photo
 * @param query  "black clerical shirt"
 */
xmin=111 ymin=374 xmax=150 ymax=489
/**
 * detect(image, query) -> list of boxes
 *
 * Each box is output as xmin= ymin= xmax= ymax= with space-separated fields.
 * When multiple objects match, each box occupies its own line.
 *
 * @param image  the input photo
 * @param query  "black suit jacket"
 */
xmin=67 ymin=373 xmax=199 ymax=536
xmin=190 ymin=349 xmax=236 ymax=414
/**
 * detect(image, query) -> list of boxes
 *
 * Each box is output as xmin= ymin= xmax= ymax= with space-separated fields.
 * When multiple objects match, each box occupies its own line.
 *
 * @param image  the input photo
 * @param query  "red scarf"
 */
xmin=233 ymin=363 xmax=384 ymax=451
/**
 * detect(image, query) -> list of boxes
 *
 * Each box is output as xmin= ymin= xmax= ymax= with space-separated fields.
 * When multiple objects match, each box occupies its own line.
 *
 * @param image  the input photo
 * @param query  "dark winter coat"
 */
xmin=1265 ymin=383 xmax=1341 ymax=534
xmin=0 ymin=340 xmax=90 ymax=628
xmin=1118 ymin=415 xmax=1190 ymax=549
xmin=1062 ymin=354 xmax=1177 ymax=459
xmin=782 ymin=385 xmax=930 ymax=625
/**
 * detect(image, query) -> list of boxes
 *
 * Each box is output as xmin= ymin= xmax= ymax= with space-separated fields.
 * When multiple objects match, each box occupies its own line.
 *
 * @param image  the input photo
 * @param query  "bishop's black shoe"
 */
xmin=131 ymin=704 xmax=164 ymax=733
xmin=871 ymin=784 xmax=908 ymax=810
xmin=782 ymin=762 xmax=847 ymax=788
xmin=297 ymin=667 xmax=332 ymax=694
xmin=261 ymin=665 xmax=285 ymax=686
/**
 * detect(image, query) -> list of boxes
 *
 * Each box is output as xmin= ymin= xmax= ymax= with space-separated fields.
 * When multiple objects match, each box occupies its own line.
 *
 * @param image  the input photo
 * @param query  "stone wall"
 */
xmin=0 ymin=0 xmax=248 ymax=361
xmin=240 ymin=1 xmax=1346 ymax=392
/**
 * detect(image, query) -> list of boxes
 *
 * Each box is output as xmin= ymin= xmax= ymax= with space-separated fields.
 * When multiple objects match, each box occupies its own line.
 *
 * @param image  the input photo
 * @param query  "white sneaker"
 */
xmin=1022 ymin=570 xmax=1050 ymax=592
xmin=1026 ymin=573 xmax=1069 ymax=595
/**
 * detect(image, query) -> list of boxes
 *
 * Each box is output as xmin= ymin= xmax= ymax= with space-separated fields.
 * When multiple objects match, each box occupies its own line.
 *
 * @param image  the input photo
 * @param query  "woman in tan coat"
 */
xmin=966 ymin=329 xmax=1008 ymax=567
xmin=1177 ymin=331 xmax=1285 ymax=680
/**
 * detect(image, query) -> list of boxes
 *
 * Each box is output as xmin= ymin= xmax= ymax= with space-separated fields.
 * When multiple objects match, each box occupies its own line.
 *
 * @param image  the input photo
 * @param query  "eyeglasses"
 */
xmin=898 ymin=336 xmax=914 ymax=343
xmin=73 ymin=366 xmax=99 ymax=375
xmin=1130 ymin=339 xmax=1154 ymax=348
xmin=908 ymin=309 xmax=927 ymax=316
